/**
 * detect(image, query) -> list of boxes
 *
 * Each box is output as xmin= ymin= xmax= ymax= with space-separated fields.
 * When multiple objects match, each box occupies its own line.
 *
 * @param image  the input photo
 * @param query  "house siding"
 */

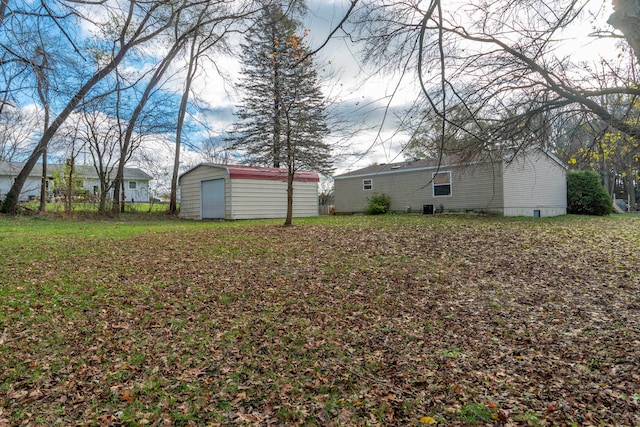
xmin=335 ymin=163 xmax=505 ymax=214
xmin=502 ymin=150 xmax=567 ymax=217
xmin=0 ymin=177 xmax=42 ymax=201
xmin=0 ymin=161 xmax=152 ymax=203
xmin=83 ymin=178 xmax=150 ymax=203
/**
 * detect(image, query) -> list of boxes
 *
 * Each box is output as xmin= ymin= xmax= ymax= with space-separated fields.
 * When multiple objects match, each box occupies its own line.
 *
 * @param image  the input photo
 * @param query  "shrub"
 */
xmin=567 ymin=170 xmax=612 ymax=216
xmin=365 ymin=193 xmax=391 ymax=215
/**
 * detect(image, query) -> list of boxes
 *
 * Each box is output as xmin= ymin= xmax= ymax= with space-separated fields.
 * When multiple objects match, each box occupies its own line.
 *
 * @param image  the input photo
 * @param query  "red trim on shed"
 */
xmin=227 ymin=166 xmax=319 ymax=182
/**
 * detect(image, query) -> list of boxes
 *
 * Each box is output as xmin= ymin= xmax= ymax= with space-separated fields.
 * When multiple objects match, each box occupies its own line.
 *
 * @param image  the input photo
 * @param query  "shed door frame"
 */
xmin=201 ymin=178 xmax=225 ymax=219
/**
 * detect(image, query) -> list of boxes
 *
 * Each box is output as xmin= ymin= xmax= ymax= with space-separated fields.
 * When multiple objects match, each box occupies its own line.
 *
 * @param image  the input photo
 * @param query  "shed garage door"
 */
xmin=201 ymin=179 xmax=225 ymax=219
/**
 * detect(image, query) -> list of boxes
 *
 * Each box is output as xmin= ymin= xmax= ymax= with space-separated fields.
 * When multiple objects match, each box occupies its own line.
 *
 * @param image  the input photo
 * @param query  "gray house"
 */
xmin=0 ymin=161 xmax=152 ymax=202
xmin=334 ymin=148 xmax=567 ymax=217
xmin=179 ymin=164 xmax=320 ymax=220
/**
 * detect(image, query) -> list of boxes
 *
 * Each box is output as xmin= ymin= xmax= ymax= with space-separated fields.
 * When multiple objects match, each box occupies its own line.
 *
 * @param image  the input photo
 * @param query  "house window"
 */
xmin=363 ymin=179 xmax=373 ymax=191
xmin=129 ymin=181 xmax=137 ymax=189
xmin=433 ymin=171 xmax=451 ymax=196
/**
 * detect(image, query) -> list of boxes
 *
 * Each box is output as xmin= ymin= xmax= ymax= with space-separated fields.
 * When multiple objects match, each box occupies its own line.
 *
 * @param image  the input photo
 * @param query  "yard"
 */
xmin=0 ymin=214 xmax=638 ymax=426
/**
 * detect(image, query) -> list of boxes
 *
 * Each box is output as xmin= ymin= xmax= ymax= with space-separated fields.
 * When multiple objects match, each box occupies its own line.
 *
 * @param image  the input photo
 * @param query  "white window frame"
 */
xmin=363 ymin=178 xmax=373 ymax=191
xmin=432 ymin=171 xmax=452 ymax=197
xmin=129 ymin=181 xmax=137 ymax=189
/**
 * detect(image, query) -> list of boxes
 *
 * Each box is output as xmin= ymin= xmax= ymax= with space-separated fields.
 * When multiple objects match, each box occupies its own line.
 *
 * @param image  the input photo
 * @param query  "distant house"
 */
xmin=179 ymin=164 xmax=320 ymax=220
xmin=0 ymin=161 xmax=152 ymax=203
xmin=334 ymin=148 xmax=567 ymax=217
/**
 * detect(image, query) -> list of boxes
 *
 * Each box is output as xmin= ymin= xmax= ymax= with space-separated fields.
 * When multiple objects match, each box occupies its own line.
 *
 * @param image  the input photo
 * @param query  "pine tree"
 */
xmin=228 ymin=3 xmax=332 ymax=225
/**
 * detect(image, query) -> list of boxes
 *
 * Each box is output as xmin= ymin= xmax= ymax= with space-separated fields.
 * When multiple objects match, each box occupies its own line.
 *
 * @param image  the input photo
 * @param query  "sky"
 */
xmin=181 ymin=0 xmax=424 ymax=175
xmin=7 ymin=0 xmax=620 ymax=194
xmin=183 ymin=0 xmax=621 ymax=177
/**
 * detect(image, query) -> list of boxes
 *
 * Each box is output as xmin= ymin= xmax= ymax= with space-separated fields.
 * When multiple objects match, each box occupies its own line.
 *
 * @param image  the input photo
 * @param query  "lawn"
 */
xmin=0 ymin=214 xmax=638 ymax=426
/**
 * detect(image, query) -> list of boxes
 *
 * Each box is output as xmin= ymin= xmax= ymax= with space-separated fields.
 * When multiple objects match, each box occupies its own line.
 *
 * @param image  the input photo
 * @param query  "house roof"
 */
xmin=0 ymin=161 xmax=153 ymax=181
xmin=334 ymin=156 xmax=469 ymax=179
xmin=334 ymin=147 xmax=567 ymax=179
xmin=180 ymin=163 xmax=320 ymax=183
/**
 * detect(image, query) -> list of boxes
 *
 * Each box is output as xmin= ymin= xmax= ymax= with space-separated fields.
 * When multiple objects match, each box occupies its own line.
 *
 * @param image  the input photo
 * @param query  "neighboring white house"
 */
xmin=0 ymin=161 xmax=152 ymax=203
xmin=334 ymin=148 xmax=567 ymax=217
xmin=179 ymin=164 xmax=320 ymax=220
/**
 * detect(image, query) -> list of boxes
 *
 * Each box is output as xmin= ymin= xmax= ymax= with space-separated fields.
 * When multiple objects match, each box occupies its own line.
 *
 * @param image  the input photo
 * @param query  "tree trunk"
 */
xmin=120 ymin=179 xmax=125 ymax=213
xmin=0 ymin=0 xmax=8 ymax=26
xmin=39 ymin=149 xmax=47 ymax=212
xmin=99 ymin=187 xmax=107 ymax=212
xmin=284 ymin=124 xmax=294 ymax=227
xmin=113 ymin=44 xmax=182 ymax=215
xmin=625 ymin=169 xmax=637 ymax=209
xmin=284 ymin=168 xmax=294 ymax=227
xmin=608 ymin=0 xmax=640 ymax=63
xmin=66 ymin=158 xmax=73 ymax=213
xmin=37 ymin=74 xmax=50 ymax=212
xmin=170 ymin=38 xmax=199 ymax=215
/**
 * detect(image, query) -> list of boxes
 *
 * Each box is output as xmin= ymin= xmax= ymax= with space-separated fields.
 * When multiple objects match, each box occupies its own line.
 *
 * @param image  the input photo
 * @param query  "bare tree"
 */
xmin=339 ymin=0 xmax=640 ymax=163
xmin=168 ymin=3 xmax=236 ymax=215
xmin=69 ymin=104 xmax=121 ymax=211
xmin=0 ymin=105 xmax=37 ymax=162
xmin=1 ymin=0 xmax=199 ymax=214
xmin=50 ymin=123 xmax=87 ymax=212
xmin=33 ymin=45 xmax=52 ymax=212
xmin=113 ymin=0 xmax=247 ymax=214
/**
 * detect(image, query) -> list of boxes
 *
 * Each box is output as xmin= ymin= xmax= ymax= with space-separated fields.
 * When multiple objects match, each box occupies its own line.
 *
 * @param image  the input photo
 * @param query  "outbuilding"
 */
xmin=334 ymin=148 xmax=567 ymax=217
xmin=179 ymin=163 xmax=320 ymax=220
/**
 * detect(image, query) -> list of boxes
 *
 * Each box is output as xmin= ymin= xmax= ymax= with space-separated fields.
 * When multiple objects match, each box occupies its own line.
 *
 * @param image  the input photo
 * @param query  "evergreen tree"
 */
xmin=228 ymin=3 xmax=332 ymax=225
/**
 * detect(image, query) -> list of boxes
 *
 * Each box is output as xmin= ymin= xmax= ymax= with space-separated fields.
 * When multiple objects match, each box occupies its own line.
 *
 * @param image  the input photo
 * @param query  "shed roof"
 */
xmin=0 ymin=161 xmax=153 ymax=180
xmin=180 ymin=163 xmax=320 ymax=183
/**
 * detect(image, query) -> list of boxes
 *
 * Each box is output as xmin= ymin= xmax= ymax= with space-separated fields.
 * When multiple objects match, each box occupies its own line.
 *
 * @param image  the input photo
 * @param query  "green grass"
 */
xmin=0 ymin=213 xmax=639 ymax=425
xmin=22 ymin=201 xmax=174 ymax=214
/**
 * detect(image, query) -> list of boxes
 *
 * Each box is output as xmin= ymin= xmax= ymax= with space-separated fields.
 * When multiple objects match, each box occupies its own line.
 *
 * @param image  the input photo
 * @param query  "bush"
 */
xmin=567 ymin=170 xmax=612 ymax=216
xmin=365 ymin=193 xmax=391 ymax=215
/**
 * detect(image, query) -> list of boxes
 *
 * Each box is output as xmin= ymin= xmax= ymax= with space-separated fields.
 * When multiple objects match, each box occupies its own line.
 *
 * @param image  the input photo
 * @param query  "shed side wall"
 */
xmin=335 ymin=163 xmax=504 ymax=213
xmin=230 ymin=179 xmax=318 ymax=219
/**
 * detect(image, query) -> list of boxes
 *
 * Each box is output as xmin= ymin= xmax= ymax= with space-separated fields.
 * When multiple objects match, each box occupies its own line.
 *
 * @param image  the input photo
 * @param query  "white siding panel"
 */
xmin=230 ymin=179 xmax=318 ymax=219
xmin=502 ymin=150 xmax=567 ymax=217
xmin=291 ymin=181 xmax=320 ymax=217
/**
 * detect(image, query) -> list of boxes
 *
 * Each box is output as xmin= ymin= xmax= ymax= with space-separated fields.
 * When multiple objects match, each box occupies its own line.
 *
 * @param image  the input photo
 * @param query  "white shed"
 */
xmin=178 ymin=164 xmax=320 ymax=220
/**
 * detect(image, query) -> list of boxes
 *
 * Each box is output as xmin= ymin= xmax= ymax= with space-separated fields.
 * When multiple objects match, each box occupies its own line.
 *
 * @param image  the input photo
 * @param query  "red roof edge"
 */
xmin=228 ymin=166 xmax=319 ymax=182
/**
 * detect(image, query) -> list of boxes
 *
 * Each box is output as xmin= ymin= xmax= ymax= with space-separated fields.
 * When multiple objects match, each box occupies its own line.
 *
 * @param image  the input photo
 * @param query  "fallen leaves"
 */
xmin=0 ymin=215 xmax=639 ymax=425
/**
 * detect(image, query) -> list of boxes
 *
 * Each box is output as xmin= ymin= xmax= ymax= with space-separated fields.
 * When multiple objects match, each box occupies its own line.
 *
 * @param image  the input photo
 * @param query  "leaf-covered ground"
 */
xmin=0 ymin=214 xmax=639 ymax=426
